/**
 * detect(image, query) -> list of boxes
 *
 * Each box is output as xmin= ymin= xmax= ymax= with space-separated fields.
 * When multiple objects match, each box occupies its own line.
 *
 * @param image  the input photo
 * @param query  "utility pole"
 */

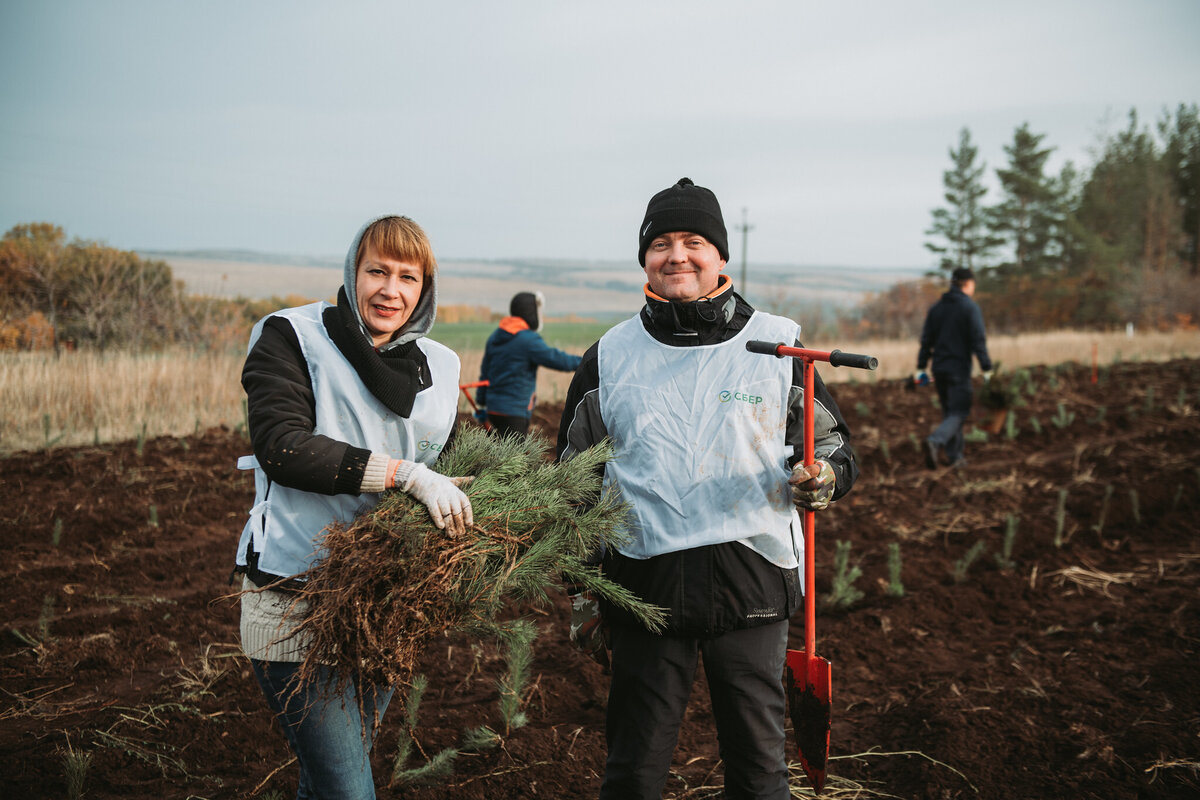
xmin=736 ymin=207 xmax=754 ymax=295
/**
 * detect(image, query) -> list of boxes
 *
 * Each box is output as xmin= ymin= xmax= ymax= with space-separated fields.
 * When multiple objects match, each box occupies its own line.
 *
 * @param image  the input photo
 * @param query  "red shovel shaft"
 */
xmin=746 ymin=340 xmax=877 ymax=794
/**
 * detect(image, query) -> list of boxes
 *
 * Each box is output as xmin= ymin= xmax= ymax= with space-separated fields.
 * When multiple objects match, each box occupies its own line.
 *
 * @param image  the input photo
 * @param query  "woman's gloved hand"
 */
xmin=789 ymin=459 xmax=835 ymax=511
xmin=388 ymin=460 xmax=474 ymax=535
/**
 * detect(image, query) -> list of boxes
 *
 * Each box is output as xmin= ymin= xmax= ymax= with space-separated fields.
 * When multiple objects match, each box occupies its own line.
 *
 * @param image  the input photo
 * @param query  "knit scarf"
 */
xmin=322 ymin=287 xmax=429 ymax=418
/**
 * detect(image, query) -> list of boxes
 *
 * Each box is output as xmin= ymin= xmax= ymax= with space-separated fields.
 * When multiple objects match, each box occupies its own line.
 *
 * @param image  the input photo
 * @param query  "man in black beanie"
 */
xmin=557 ymin=177 xmax=858 ymax=799
xmin=475 ymin=290 xmax=581 ymax=437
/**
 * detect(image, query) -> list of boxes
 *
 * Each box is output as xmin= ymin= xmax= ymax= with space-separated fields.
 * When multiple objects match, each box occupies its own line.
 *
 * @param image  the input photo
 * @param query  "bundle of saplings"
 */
xmin=288 ymin=426 xmax=665 ymax=691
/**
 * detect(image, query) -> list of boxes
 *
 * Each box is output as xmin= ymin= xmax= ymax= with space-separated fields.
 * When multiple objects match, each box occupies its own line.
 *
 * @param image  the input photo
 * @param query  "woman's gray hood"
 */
xmin=343 ymin=215 xmax=438 ymax=353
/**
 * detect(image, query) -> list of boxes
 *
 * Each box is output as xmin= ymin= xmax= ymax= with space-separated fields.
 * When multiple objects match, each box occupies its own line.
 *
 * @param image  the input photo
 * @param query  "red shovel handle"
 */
xmin=746 ymin=340 xmax=879 ymax=371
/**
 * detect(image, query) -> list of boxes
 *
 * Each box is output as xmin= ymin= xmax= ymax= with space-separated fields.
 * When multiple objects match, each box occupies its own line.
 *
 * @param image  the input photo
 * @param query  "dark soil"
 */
xmin=3 ymin=359 xmax=1199 ymax=799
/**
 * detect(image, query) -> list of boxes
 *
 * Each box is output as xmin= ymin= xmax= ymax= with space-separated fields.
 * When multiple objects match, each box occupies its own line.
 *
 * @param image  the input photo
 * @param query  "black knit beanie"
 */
xmin=638 ymin=177 xmax=729 ymax=266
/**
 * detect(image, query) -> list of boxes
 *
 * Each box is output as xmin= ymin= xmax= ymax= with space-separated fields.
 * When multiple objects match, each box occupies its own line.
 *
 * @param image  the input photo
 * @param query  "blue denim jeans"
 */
xmin=251 ymin=659 xmax=394 ymax=800
xmin=930 ymin=371 xmax=974 ymax=463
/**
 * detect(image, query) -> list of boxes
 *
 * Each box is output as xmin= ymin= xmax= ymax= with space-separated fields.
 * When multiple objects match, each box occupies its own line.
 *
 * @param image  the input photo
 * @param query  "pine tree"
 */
xmin=1160 ymin=103 xmax=1200 ymax=275
xmin=991 ymin=123 xmax=1057 ymax=279
xmin=924 ymin=127 xmax=1001 ymax=274
xmin=1077 ymin=109 xmax=1184 ymax=325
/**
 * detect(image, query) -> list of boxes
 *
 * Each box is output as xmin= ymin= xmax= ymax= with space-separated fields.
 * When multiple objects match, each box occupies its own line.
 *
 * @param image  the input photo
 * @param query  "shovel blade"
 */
xmin=786 ymin=648 xmax=831 ymax=793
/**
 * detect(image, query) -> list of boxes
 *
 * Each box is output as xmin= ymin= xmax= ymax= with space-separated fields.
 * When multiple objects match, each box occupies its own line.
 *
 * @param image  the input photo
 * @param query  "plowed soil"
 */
xmin=3 ymin=359 xmax=1199 ymax=800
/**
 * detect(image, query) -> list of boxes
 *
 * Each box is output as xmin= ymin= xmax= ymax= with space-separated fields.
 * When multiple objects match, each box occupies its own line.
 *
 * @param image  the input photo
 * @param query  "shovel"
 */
xmin=746 ymin=340 xmax=877 ymax=793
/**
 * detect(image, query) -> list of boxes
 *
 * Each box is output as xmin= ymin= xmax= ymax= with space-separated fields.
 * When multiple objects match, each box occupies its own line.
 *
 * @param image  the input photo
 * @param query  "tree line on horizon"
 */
xmin=3 ymin=103 xmax=1197 ymax=351
xmin=849 ymin=103 xmax=1199 ymax=340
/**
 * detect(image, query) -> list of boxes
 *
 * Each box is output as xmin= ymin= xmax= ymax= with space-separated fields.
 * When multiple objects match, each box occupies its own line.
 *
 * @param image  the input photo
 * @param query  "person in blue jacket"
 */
xmin=917 ymin=266 xmax=993 ymax=468
xmin=475 ymin=291 xmax=582 ymax=437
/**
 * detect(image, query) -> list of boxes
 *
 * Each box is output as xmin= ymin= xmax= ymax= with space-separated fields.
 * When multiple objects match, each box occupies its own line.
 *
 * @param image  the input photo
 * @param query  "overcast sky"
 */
xmin=2 ymin=1 xmax=1197 ymax=269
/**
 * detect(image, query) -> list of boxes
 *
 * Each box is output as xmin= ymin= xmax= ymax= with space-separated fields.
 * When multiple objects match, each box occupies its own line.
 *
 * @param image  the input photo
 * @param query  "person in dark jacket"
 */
xmin=476 ymin=291 xmax=582 ymax=437
xmin=556 ymin=178 xmax=858 ymax=800
xmin=917 ymin=266 xmax=993 ymax=468
xmin=234 ymin=215 xmax=474 ymax=800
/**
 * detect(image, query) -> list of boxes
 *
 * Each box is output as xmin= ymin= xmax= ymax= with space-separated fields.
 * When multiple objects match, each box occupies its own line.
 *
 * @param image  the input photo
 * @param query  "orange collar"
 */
xmin=499 ymin=316 xmax=531 ymax=334
xmin=643 ymin=273 xmax=733 ymax=303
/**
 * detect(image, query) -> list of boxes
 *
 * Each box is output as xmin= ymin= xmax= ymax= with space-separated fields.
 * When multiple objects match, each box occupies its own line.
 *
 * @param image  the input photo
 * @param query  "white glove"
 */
xmin=389 ymin=460 xmax=474 ymax=534
xmin=789 ymin=460 xmax=836 ymax=511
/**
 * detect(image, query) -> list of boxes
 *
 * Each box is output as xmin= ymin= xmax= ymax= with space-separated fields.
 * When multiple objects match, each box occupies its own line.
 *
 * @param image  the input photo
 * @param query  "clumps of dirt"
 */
xmin=1 ymin=358 xmax=1198 ymax=799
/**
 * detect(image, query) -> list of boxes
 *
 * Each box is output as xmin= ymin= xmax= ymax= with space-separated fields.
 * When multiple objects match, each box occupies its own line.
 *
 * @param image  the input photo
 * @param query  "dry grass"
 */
xmin=1 ymin=349 xmax=245 ymax=453
xmin=825 ymin=328 xmax=1200 ymax=383
xmin=3 ymin=328 xmax=1198 ymax=454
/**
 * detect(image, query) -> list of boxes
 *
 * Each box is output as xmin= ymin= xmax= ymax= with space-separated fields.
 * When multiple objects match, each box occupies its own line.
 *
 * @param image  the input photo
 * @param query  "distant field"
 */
xmin=4 ymin=328 xmax=1198 ymax=454
xmin=158 ymin=253 xmax=924 ymax=318
xmin=431 ymin=321 xmax=613 ymax=353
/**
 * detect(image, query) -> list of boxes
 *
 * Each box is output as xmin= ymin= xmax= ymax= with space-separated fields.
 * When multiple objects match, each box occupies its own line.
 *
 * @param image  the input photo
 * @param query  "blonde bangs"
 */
xmin=356 ymin=216 xmax=437 ymax=277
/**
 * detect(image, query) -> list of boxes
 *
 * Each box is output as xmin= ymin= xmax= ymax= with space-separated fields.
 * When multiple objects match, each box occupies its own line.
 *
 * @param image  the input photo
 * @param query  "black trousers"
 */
xmin=485 ymin=411 xmax=529 ymax=438
xmin=600 ymin=620 xmax=791 ymax=800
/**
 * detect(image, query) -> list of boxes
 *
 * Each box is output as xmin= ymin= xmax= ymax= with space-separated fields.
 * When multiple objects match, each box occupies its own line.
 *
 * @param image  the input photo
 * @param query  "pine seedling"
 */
xmin=854 ymin=401 xmax=871 ymax=418
xmin=1173 ymin=484 xmax=1183 ymax=511
xmin=1004 ymin=409 xmax=1018 ymax=439
xmin=1144 ymin=385 xmax=1155 ymax=413
xmin=390 ymin=747 xmax=457 ymax=788
xmin=1089 ymin=406 xmax=1107 ymax=425
xmin=61 ymin=739 xmax=93 ymax=800
xmin=951 ymin=540 xmax=987 ymax=583
xmin=878 ymin=440 xmax=891 ymax=462
xmin=1092 ymin=484 xmax=1114 ymax=540
xmin=1053 ymin=488 xmax=1069 ymax=547
xmin=52 ymin=518 xmax=63 ymax=547
xmin=885 ymin=542 xmax=905 ymax=597
xmin=136 ymin=421 xmax=147 ymax=458
xmin=823 ymin=540 xmax=864 ymax=609
xmin=148 ymin=504 xmax=158 ymax=528
xmin=965 ymin=428 xmax=988 ymax=443
xmin=1050 ymin=402 xmax=1075 ymax=429
xmin=393 ymin=674 xmax=428 ymax=771
xmin=497 ymin=619 xmax=537 ymax=734
xmin=907 ymin=432 xmax=920 ymax=453
xmin=38 ymin=593 xmax=55 ymax=640
xmin=995 ymin=514 xmax=1018 ymax=570
xmin=461 ymin=726 xmax=501 ymax=753
xmin=1128 ymin=488 xmax=1141 ymax=524
xmin=1030 ymin=416 xmax=1043 ymax=435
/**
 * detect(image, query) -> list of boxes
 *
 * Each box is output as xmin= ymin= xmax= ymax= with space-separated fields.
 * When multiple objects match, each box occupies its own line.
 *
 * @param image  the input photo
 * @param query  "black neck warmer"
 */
xmin=641 ymin=275 xmax=746 ymax=346
xmin=322 ymin=288 xmax=430 ymax=418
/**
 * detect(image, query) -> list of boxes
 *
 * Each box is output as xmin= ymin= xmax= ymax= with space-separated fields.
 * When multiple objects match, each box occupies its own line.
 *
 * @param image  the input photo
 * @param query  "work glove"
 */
xmin=473 ymin=406 xmax=488 ymax=425
xmin=912 ymin=370 xmax=930 ymax=387
xmin=789 ymin=459 xmax=835 ymax=511
xmin=567 ymin=586 xmax=610 ymax=671
xmin=388 ymin=460 xmax=474 ymax=535
xmin=982 ymin=370 xmax=994 ymax=383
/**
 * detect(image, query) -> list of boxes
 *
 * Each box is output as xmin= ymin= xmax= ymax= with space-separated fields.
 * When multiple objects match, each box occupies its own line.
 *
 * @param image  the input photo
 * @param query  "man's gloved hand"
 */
xmin=473 ymin=407 xmax=488 ymax=425
xmin=789 ymin=459 xmax=835 ymax=511
xmin=388 ymin=460 xmax=474 ymax=535
xmin=568 ymin=587 xmax=610 ymax=671
xmin=982 ymin=370 xmax=994 ymax=383
xmin=912 ymin=370 xmax=930 ymax=387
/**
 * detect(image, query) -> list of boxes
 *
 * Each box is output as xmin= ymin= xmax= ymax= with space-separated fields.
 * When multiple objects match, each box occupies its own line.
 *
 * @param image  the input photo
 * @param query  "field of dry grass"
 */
xmin=3 ymin=328 xmax=1198 ymax=454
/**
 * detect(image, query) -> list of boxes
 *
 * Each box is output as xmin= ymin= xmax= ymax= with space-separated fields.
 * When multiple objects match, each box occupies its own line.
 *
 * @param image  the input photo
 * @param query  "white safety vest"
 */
xmin=598 ymin=311 xmax=803 ymax=567
xmin=235 ymin=302 xmax=460 ymax=578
